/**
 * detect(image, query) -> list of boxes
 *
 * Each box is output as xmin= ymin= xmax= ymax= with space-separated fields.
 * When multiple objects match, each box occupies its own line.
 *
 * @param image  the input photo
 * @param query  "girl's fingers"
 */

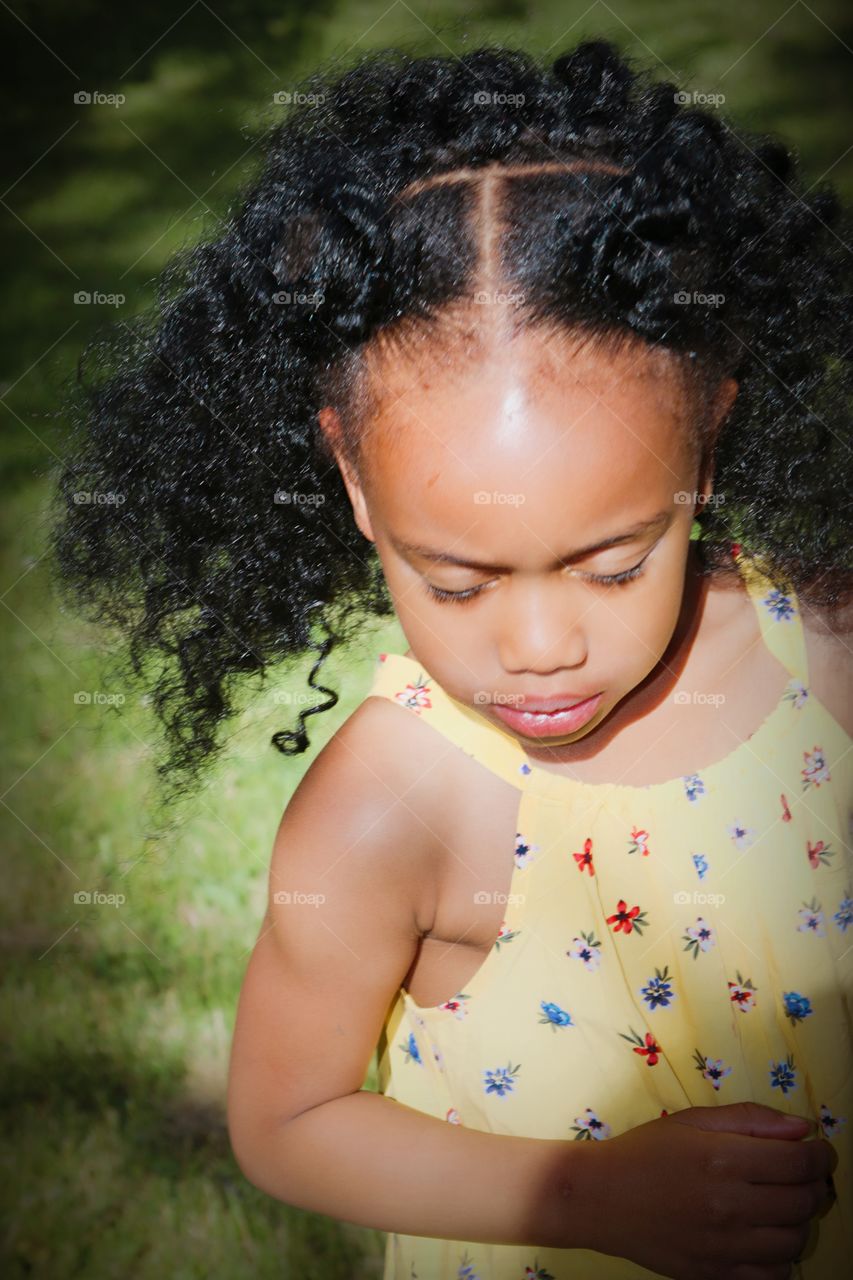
xmin=742 ymin=1178 xmax=831 ymax=1226
xmin=723 ymin=1222 xmax=811 ymax=1266
xmin=730 ymin=1132 xmax=835 ymax=1184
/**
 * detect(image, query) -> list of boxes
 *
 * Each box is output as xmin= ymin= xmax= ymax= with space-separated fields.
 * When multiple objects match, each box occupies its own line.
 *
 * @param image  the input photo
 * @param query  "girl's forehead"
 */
xmin=361 ymin=332 xmax=690 ymax=490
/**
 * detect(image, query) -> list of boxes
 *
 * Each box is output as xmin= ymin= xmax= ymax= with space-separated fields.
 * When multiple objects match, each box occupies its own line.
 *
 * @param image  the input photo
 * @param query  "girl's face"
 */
xmin=319 ymin=328 xmax=737 ymax=753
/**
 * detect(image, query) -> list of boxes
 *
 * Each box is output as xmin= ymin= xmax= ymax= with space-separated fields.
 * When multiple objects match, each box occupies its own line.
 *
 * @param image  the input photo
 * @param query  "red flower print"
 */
xmin=619 ymin=1025 xmax=662 ymax=1065
xmin=627 ymin=826 xmax=650 ymax=856
xmin=572 ymin=837 xmax=594 ymax=876
xmin=607 ymin=899 xmax=649 ymax=935
xmin=395 ymin=678 xmax=432 ymax=713
xmin=780 ymin=794 xmax=792 ymax=822
xmin=807 ymin=839 xmax=834 ymax=869
xmin=634 ymin=1033 xmax=662 ymax=1065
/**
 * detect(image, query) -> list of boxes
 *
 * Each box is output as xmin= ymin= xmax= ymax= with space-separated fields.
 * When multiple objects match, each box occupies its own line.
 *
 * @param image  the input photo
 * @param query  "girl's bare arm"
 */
xmin=226 ymin=698 xmax=595 ymax=1248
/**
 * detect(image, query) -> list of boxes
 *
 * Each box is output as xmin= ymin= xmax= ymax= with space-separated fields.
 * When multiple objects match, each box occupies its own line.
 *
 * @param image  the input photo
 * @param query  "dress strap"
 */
xmin=367 ymin=652 xmax=531 ymax=792
xmin=731 ymin=544 xmax=810 ymax=687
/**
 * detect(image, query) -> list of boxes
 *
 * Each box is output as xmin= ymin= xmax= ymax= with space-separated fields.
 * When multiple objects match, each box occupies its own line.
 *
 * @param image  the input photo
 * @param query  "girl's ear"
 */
xmin=316 ymin=406 xmax=376 ymax=543
xmin=695 ymin=377 xmax=738 ymax=509
xmin=712 ymin=376 xmax=739 ymax=429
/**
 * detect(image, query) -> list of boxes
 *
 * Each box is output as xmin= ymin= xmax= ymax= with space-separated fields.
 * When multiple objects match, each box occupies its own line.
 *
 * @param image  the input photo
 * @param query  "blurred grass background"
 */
xmin=2 ymin=1 xmax=851 ymax=1276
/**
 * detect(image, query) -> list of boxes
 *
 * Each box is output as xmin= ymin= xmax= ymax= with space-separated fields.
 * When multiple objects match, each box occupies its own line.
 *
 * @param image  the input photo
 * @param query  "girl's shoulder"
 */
xmin=294 ymin=689 xmax=465 ymax=932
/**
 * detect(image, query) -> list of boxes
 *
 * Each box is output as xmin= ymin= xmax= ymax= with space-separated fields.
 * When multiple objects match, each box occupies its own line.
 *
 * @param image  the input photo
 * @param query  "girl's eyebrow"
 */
xmin=392 ymin=511 xmax=672 ymax=571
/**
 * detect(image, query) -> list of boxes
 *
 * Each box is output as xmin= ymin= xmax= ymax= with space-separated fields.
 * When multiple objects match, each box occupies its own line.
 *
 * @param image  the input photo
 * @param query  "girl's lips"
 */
xmin=491 ymin=692 xmax=604 ymax=738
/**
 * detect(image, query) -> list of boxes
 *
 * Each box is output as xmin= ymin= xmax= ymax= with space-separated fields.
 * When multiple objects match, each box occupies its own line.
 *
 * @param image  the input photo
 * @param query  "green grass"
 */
xmin=2 ymin=1 xmax=851 ymax=1276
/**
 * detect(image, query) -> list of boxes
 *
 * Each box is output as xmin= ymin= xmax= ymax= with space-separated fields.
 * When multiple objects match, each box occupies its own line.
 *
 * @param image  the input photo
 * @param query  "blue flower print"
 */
xmin=819 ymin=1103 xmax=847 ymax=1140
xmin=727 ymin=821 xmax=757 ymax=851
xmin=571 ymin=1106 xmax=612 ymax=1140
xmin=797 ymin=897 xmax=826 ymax=937
xmin=641 ymin=966 xmax=676 ymax=1010
xmin=761 ymin=587 xmax=795 ymax=622
xmin=783 ymin=679 xmax=809 ymax=710
xmin=483 ymin=1062 xmax=521 ymax=1098
xmin=693 ymin=1048 xmax=733 ymax=1090
xmin=457 ymin=1252 xmax=480 ymax=1279
xmin=783 ymin=991 xmax=813 ymax=1024
xmin=401 ymin=1031 xmax=422 ymax=1066
xmin=515 ymin=832 xmax=538 ymax=869
xmin=834 ymin=893 xmax=853 ymax=932
xmin=770 ymin=1054 xmax=797 ymax=1095
xmin=692 ymin=853 xmax=709 ymax=880
xmin=683 ymin=774 xmax=705 ymax=802
xmin=538 ymin=1000 xmax=574 ymax=1029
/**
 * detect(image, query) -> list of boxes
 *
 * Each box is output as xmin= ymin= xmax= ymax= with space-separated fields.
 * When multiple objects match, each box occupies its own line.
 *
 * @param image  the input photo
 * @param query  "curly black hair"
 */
xmin=47 ymin=37 xmax=853 ymax=808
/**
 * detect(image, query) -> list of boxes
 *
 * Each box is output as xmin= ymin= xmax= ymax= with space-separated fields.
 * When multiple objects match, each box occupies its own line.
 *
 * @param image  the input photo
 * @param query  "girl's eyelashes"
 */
xmin=423 ymin=557 xmax=649 ymax=605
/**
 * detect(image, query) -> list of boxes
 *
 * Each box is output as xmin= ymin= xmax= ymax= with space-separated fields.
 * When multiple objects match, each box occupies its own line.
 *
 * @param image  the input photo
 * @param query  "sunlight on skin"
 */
xmin=318 ymin=326 xmax=738 ymax=769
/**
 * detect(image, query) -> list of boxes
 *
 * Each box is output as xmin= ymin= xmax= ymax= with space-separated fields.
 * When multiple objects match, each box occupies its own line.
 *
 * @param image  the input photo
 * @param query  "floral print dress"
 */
xmin=369 ymin=545 xmax=852 ymax=1280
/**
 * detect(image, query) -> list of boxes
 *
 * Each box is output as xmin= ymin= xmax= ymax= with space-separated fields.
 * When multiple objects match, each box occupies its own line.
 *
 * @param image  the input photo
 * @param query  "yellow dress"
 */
xmin=369 ymin=546 xmax=852 ymax=1280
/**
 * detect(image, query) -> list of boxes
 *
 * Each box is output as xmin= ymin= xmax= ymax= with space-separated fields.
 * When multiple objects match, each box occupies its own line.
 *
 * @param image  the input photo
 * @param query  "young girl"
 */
xmin=49 ymin=38 xmax=851 ymax=1280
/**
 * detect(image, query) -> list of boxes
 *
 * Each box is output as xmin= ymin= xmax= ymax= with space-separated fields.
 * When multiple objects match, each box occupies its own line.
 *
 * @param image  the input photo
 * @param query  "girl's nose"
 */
xmin=496 ymin=576 xmax=590 ymax=675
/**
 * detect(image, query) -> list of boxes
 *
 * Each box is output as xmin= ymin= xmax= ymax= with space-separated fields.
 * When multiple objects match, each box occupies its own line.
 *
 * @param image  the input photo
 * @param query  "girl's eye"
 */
xmin=581 ymin=560 xmax=648 ymax=586
xmin=424 ymin=581 xmax=486 ymax=605
xmin=424 ymin=558 xmax=648 ymax=605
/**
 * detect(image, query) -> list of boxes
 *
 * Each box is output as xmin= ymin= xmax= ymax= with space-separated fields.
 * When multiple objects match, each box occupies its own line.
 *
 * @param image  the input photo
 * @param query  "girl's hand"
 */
xmin=582 ymin=1102 xmax=836 ymax=1280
